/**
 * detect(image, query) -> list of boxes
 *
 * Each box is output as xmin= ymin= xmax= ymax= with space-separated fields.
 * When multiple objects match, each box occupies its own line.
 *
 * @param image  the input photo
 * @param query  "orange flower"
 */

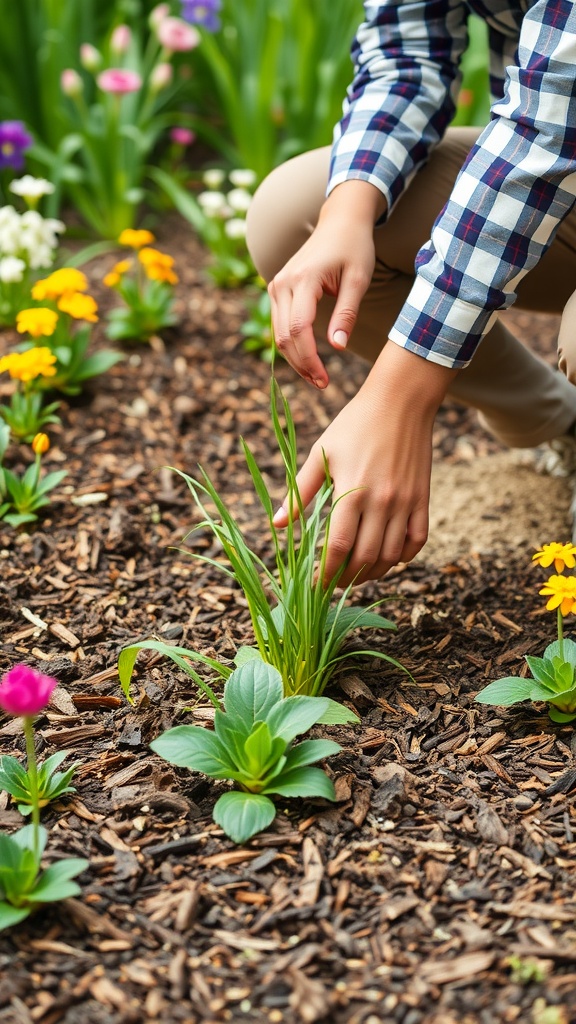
xmin=532 ymin=542 xmax=576 ymax=573
xmin=119 ymin=229 xmax=155 ymax=249
xmin=57 ymin=292 xmax=99 ymax=322
xmin=539 ymin=574 xmax=576 ymax=616
xmin=138 ymin=246 xmax=178 ymax=285
xmin=32 ymin=433 xmax=50 ymax=455
xmin=103 ymin=258 xmax=132 ymax=288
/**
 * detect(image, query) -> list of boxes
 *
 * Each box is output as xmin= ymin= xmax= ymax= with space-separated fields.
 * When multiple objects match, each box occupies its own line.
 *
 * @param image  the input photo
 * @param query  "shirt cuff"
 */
xmin=389 ymin=276 xmax=499 ymax=369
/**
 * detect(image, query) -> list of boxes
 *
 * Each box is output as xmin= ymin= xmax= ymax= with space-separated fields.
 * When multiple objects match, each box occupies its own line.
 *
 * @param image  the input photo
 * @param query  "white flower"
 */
xmin=0 ymin=206 xmax=23 ymax=255
xmin=202 ymin=168 xmax=226 ymax=189
xmin=9 ymin=176 xmax=55 ymax=200
xmin=229 ymin=169 xmax=257 ymax=189
xmin=19 ymin=211 xmax=65 ymax=267
xmin=0 ymin=256 xmax=25 ymax=283
xmin=197 ymin=190 xmax=228 ymax=216
xmin=224 ymin=218 xmax=247 ymax=239
xmin=227 ymin=188 xmax=252 ymax=213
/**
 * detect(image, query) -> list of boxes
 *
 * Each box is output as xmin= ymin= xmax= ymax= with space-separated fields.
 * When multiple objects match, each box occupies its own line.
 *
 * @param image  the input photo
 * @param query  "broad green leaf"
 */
xmin=223 ymin=661 xmax=284 ymax=730
xmin=525 ymin=655 xmax=558 ymax=691
xmin=213 ymin=790 xmax=276 ymax=844
xmin=0 ymin=843 xmax=39 ymax=902
xmin=9 ymin=825 xmax=47 ymax=859
xmin=528 ymin=681 xmax=567 ymax=702
xmin=475 ymin=677 xmax=534 ymax=706
xmin=73 ymin=350 xmax=123 ymax=382
xmin=282 ymin=739 xmax=341 ymax=771
xmin=234 ymin=646 xmax=263 ymax=667
xmin=265 ymin=695 xmax=330 ymax=742
xmin=315 ymin=698 xmax=360 ymax=725
xmin=28 ymin=859 xmax=89 ymax=904
xmin=326 ymin=606 xmax=396 ymax=642
xmin=264 ymin=766 xmax=336 ymax=800
xmin=548 ymin=683 xmax=576 ymax=714
xmin=550 ymin=659 xmax=575 ymax=690
xmin=150 ymin=726 xmax=235 ymax=777
xmin=548 ymin=705 xmax=576 ymax=723
xmin=545 ymin=639 xmax=576 ymax=666
xmin=243 ymin=721 xmax=274 ymax=776
xmin=0 ymin=901 xmax=30 ymax=931
xmin=37 ymin=751 xmax=71 ymax=781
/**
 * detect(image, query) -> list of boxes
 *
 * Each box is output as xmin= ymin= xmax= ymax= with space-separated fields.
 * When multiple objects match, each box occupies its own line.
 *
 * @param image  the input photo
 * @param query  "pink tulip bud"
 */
xmin=80 ymin=43 xmax=102 ymax=72
xmin=149 ymin=3 xmax=171 ymax=30
xmin=111 ymin=24 xmax=132 ymax=55
xmin=170 ymin=126 xmax=195 ymax=147
xmin=97 ymin=68 xmax=142 ymax=95
xmin=61 ymin=69 xmax=83 ymax=97
xmin=157 ymin=17 xmax=200 ymax=53
xmin=150 ymin=62 xmax=173 ymax=92
xmin=0 ymin=664 xmax=58 ymax=717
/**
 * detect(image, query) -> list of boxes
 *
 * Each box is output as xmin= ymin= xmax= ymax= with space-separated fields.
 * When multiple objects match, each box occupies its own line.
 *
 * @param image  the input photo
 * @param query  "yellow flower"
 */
xmin=32 ymin=268 xmax=89 ymax=301
xmin=32 ymin=433 xmax=50 ymax=455
xmin=15 ymin=308 xmax=59 ymax=338
xmin=138 ymin=246 xmax=178 ymax=285
xmin=0 ymin=347 xmax=57 ymax=382
xmin=539 ymin=574 xmax=576 ymax=616
xmin=57 ymin=292 xmax=99 ymax=322
xmin=532 ymin=542 xmax=576 ymax=573
xmin=119 ymin=229 xmax=155 ymax=249
xmin=103 ymin=258 xmax=132 ymax=288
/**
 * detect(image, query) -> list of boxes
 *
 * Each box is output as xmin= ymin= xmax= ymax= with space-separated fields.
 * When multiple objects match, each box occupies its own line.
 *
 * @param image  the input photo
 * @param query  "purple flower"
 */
xmin=180 ymin=0 xmax=221 ymax=32
xmin=0 ymin=121 xmax=33 ymax=171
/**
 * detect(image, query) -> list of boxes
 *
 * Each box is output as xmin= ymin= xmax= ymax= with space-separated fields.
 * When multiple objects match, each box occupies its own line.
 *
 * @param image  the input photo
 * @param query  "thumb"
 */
xmin=327 ymin=270 xmax=366 ymax=351
xmin=272 ymin=447 xmax=326 ymax=529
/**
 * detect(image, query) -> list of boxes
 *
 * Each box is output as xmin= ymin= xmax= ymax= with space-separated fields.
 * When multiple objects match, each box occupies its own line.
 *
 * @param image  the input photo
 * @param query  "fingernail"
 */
xmin=332 ymin=330 xmax=348 ymax=349
xmin=314 ymin=378 xmax=327 ymax=389
xmin=272 ymin=507 xmax=285 ymax=524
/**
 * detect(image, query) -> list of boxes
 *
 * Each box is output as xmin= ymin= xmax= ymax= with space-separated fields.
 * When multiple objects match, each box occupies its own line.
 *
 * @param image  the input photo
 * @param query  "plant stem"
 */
xmin=558 ymin=606 xmax=565 ymax=660
xmin=23 ymin=715 xmax=40 ymax=860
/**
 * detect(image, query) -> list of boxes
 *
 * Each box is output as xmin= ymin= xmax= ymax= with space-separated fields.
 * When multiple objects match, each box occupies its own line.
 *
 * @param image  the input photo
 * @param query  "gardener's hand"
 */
xmin=273 ymin=345 xmax=458 ymax=585
xmin=268 ymin=180 xmax=385 ymax=389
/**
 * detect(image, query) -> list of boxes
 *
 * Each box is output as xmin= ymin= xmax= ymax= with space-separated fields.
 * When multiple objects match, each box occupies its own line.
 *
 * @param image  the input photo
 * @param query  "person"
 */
xmin=246 ymin=0 xmax=576 ymax=589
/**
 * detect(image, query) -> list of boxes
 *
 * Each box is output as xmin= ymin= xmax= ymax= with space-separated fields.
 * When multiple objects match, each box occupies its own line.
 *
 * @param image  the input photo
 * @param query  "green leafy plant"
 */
xmin=241 ymin=287 xmax=274 ymax=362
xmin=0 ymin=431 xmax=66 ymax=528
xmin=0 ymin=390 xmax=61 ymax=443
xmin=0 ymin=751 xmax=78 ymax=816
xmin=151 ymin=659 xmax=345 ymax=843
xmin=476 ymin=543 xmax=576 ymax=722
xmin=118 ymin=378 xmax=404 ymax=703
xmin=0 ymin=824 xmax=87 ymax=931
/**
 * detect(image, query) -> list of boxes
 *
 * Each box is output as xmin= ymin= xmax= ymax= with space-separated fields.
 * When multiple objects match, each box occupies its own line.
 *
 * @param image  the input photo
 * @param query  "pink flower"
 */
xmin=61 ymin=69 xmax=83 ymax=97
xmin=80 ymin=43 xmax=102 ymax=71
xmin=0 ymin=664 xmax=58 ymax=717
xmin=157 ymin=17 xmax=200 ymax=52
xmin=170 ymin=127 xmax=195 ymax=146
xmin=149 ymin=3 xmax=171 ymax=30
xmin=110 ymin=25 xmax=132 ymax=55
xmin=97 ymin=68 xmax=142 ymax=95
xmin=150 ymin=62 xmax=173 ymax=92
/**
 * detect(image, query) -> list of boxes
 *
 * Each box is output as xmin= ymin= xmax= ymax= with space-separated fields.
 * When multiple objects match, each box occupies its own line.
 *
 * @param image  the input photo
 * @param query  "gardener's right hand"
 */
xmin=268 ymin=180 xmax=386 ymax=389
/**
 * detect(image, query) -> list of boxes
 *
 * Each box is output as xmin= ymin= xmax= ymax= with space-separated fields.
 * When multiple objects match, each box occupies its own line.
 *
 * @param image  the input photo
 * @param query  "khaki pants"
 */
xmin=246 ymin=127 xmax=576 ymax=447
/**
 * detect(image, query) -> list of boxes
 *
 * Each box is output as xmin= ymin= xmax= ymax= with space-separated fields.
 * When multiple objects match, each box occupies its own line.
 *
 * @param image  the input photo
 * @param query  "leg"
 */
xmin=246 ymin=129 xmax=576 ymax=446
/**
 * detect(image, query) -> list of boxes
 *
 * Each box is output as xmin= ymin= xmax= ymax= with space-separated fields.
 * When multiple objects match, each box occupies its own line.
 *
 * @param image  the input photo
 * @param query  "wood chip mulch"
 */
xmin=0 ymin=216 xmax=575 ymax=1024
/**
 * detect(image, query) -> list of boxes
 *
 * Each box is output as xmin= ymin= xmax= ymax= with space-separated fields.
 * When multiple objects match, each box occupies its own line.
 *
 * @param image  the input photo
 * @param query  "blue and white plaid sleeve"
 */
xmin=390 ymin=0 xmax=576 ymax=367
xmin=328 ymin=0 xmax=469 ymax=214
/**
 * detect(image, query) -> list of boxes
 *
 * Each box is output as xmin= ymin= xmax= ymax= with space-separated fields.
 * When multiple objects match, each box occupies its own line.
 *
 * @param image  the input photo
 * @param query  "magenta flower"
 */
xmin=0 ymin=664 xmax=58 ymax=717
xmin=157 ymin=17 xmax=200 ymax=52
xmin=170 ymin=126 xmax=196 ymax=146
xmin=110 ymin=25 xmax=132 ymax=55
xmin=97 ymin=68 xmax=142 ymax=95
xmin=0 ymin=121 xmax=33 ymax=171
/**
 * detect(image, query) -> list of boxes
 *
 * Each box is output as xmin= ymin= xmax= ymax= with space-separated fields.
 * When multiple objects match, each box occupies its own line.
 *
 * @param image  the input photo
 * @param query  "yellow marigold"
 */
xmin=103 ymin=258 xmax=132 ymax=288
xmin=119 ymin=229 xmax=155 ymax=249
xmin=57 ymin=292 xmax=99 ymax=322
xmin=539 ymin=574 xmax=576 ymax=616
xmin=533 ymin=542 xmax=576 ymax=573
xmin=0 ymin=347 xmax=57 ymax=382
xmin=16 ymin=308 xmax=59 ymax=339
xmin=138 ymin=246 xmax=178 ymax=285
xmin=31 ymin=267 xmax=88 ymax=301
xmin=32 ymin=432 xmax=50 ymax=455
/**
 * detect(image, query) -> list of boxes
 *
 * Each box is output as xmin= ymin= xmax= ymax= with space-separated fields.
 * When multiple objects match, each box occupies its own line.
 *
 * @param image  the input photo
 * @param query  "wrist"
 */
xmin=363 ymin=342 xmax=458 ymax=419
xmin=320 ymin=179 xmax=387 ymax=227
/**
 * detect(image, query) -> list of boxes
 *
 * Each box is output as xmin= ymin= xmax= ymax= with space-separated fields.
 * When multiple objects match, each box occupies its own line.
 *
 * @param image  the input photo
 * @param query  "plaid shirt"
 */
xmin=329 ymin=0 xmax=576 ymax=368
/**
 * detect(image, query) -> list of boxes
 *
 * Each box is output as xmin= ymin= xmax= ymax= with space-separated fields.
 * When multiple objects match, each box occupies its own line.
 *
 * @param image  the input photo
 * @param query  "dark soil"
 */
xmin=1 ymin=217 xmax=576 ymax=1024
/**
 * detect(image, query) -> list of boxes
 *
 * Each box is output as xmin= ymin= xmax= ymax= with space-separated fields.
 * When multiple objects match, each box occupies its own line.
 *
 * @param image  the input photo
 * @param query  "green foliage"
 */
xmin=40 ymin=325 xmax=123 ymax=396
xmin=0 ymin=751 xmax=78 ymax=815
xmin=151 ymin=660 xmax=343 ymax=843
xmin=0 ymin=391 xmax=61 ymax=443
xmin=452 ymin=16 xmax=490 ymax=127
xmin=0 ymin=824 xmax=88 ymax=932
xmin=0 ymin=440 xmax=67 ymax=528
xmin=241 ymin=289 xmax=274 ymax=362
xmin=105 ymin=273 xmax=178 ymax=343
xmin=475 ymin=638 xmax=576 ymax=722
xmin=172 ymin=378 xmax=404 ymax=697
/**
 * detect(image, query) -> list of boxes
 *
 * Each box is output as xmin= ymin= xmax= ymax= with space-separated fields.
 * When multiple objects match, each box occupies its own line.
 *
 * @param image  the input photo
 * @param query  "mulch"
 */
xmin=0 ymin=215 xmax=575 ymax=1024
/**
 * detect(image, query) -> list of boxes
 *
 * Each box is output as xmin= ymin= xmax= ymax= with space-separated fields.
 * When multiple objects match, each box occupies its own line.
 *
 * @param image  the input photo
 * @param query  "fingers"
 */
xmin=327 ymin=500 xmax=429 ymax=588
xmin=327 ymin=268 xmax=371 ymax=353
xmin=269 ymin=275 xmax=329 ymax=389
xmin=272 ymin=446 xmax=327 ymax=529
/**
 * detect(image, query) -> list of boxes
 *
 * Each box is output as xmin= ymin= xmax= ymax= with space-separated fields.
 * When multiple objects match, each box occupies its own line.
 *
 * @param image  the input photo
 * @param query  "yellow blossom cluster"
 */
xmin=138 ymin=247 xmax=178 ymax=285
xmin=30 ymin=267 xmax=99 ymax=323
xmin=0 ymin=346 xmax=57 ymax=381
xmin=119 ymin=229 xmax=155 ymax=249
xmin=533 ymin=542 xmax=576 ymax=617
xmin=103 ymin=258 xmax=132 ymax=289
